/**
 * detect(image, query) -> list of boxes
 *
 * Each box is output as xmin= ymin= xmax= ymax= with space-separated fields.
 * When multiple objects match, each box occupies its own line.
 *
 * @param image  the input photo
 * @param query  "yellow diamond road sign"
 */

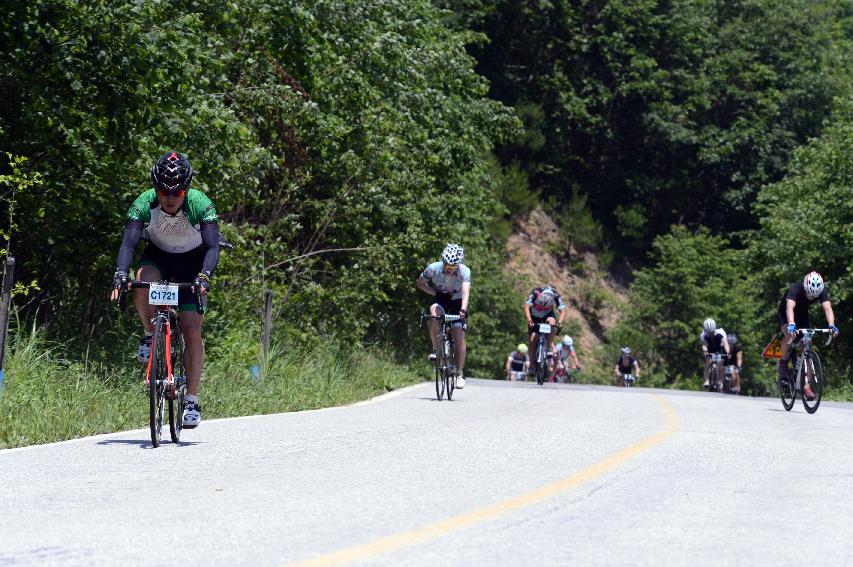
xmin=761 ymin=335 xmax=782 ymax=359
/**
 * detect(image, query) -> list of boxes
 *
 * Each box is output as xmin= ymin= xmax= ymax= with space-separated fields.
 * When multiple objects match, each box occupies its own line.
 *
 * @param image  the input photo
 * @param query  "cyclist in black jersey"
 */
xmin=505 ymin=344 xmax=530 ymax=381
xmin=777 ymin=271 xmax=838 ymax=399
xmin=726 ymin=333 xmax=743 ymax=394
xmin=700 ymin=317 xmax=730 ymax=390
xmin=110 ymin=151 xmax=220 ymax=428
xmin=614 ymin=347 xmax=640 ymax=385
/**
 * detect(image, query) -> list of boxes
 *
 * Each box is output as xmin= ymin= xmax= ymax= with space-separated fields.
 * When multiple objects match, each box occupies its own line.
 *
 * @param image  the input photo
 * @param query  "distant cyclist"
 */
xmin=110 ymin=151 xmax=219 ymax=428
xmin=506 ymin=344 xmax=529 ymax=381
xmin=726 ymin=333 xmax=743 ymax=395
xmin=524 ymin=285 xmax=566 ymax=366
xmin=551 ymin=335 xmax=579 ymax=381
xmin=777 ymin=271 xmax=838 ymax=399
xmin=701 ymin=318 xmax=730 ymax=390
xmin=417 ymin=243 xmax=471 ymax=388
xmin=614 ymin=347 xmax=640 ymax=385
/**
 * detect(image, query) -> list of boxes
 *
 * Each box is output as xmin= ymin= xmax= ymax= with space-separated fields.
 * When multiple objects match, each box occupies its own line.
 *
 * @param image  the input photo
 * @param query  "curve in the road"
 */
xmin=288 ymin=393 xmax=682 ymax=567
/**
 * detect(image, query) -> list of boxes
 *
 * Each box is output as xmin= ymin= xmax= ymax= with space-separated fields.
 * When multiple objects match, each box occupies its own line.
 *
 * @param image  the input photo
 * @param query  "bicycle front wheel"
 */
xmin=446 ymin=339 xmax=456 ymax=401
xmin=168 ymin=322 xmax=186 ymax=443
xmin=779 ymin=361 xmax=796 ymax=411
xmin=149 ymin=319 xmax=167 ymax=447
xmin=802 ymin=352 xmax=823 ymax=414
xmin=434 ymin=340 xmax=445 ymax=401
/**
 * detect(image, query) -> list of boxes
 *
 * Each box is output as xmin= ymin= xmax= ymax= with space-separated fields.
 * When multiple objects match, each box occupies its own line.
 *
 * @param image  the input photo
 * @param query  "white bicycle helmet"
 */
xmin=803 ymin=271 xmax=825 ymax=299
xmin=621 ymin=346 xmax=631 ymax=355
xmin=534 ymin=287 xmax=556 ymax=307
xmin=562 ymin=335 xmax=573 ymax=346
xmin=703 ymin=318 xmax=716 ymax=333
xmin=442 ymin=243 xmax=464 ymax=265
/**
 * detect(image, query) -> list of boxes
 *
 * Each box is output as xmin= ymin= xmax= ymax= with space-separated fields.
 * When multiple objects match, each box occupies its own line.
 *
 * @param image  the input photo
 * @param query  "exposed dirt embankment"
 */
xmin=505 ymin=207 xmax=626 ymax=362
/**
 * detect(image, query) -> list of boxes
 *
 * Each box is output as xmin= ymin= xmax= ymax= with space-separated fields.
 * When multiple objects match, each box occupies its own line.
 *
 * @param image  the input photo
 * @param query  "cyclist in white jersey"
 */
xmin=417 ymin=243 xmax=471 ymax=388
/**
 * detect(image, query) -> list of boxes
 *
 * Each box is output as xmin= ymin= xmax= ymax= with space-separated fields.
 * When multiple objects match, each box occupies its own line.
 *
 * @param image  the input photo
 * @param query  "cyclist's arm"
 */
xmin=570 ymin=350 xmax=579 ymax=368
xmin=460 ymin=281 xmax=471 ymax=313
xmin=505 ymin=356 xmax=513 ymax=372
xmin=115 ymin=220 xmax=144 ymax=273
xmin=633 ymin=360 xmax=640 ymax=378
xmin=200 ymin=222 xmax=220 ymax=277
xmin=416 ymin=275 xmax=435 ymax=296
xmin=722 ymin=337 xmax=730 ymax=355
xmin=523 ymin=303 xmax=533 ymax=326
xmin=736 ymin=351 xmax=742 ymax=366
xmin=822 ymin=300 xmax=835 ymax=328
xmin=785 ymin=299 xmax=797 ymax=330
xmin=614 ymin=364 xmax=620 ymax=376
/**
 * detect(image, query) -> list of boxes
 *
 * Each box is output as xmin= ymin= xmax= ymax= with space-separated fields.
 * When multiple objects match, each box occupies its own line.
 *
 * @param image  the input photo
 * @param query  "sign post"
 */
xmin=0 ymin=257 xmax=15 ymax=391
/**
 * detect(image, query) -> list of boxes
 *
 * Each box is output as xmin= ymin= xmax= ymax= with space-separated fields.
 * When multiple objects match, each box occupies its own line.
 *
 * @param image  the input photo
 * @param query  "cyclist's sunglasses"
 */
xmin=157 ymin=187 xmax=187 ymax=198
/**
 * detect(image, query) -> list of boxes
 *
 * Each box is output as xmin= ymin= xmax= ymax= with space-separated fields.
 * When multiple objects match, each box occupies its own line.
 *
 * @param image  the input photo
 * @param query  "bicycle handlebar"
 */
xmin=794 ymin=328 xmax=834 ymax=346
xmin=118 ymin=280 xmax=204 ymax=314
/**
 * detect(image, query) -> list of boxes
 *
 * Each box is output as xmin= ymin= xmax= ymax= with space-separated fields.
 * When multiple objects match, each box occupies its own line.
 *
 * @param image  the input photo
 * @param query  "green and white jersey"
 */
xmin=127 ymin=188 xmax=218 ymax=254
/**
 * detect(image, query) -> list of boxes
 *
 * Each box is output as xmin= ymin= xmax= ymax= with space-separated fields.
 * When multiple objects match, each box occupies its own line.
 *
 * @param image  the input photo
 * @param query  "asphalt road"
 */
xmin=2 ymin=379 xmax=853 ymax=566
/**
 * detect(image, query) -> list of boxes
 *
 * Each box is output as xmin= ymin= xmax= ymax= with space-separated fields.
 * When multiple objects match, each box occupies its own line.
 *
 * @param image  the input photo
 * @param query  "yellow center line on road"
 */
xmin=287 ymin=394 xmax=682 ymax=567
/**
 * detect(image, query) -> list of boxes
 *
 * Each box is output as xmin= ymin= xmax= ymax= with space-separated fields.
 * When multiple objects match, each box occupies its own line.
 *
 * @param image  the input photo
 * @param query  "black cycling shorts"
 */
xmin=138 ymin=244 xmax=207 ymax=312
xmin=432 ymin=294 xmax=465 ymax=329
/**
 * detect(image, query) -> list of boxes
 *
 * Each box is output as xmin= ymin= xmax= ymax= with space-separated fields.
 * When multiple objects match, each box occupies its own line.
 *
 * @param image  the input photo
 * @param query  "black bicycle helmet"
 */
xmin=151 ymin=151 xmax=193 ymax=192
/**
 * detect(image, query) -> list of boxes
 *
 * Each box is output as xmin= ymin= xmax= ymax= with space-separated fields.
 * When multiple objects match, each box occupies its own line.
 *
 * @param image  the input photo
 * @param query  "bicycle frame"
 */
xmin=791 ymin=329 xmax=832 ymax=391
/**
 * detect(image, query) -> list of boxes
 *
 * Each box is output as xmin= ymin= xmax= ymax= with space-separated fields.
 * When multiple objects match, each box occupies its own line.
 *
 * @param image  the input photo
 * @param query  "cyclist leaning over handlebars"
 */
xmin=525 ymin=285 xmax=566 ymax=372
xmin=701 ymin=318 xmax=729 ymax=390
xmin=109 ymin=151 xmax=220 ymax=428
xmin=777 ymin=271 xmax=839 ymax=400
xmin=416 ymin=243 xmax=471 ymax=388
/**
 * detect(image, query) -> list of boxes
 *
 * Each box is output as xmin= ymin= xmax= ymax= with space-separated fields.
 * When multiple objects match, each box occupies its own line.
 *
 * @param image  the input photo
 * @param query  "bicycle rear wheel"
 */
xmin=434 ymin=338 xmax=445 ymax=401
xmin=168 ymin=319 xmax=186 ymax=443
xmin=779 ymin=361 xmax=796 ymax=411
xmin=149 ymin=319 xmax=167 ymax=447
xmin=535 ymin=341 xmax=545 ymax=386
xmin=801 ymin=352 xmax=823 ymax=414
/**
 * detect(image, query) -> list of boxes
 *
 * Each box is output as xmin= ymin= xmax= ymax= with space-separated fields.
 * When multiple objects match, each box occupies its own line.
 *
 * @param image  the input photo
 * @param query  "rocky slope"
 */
xmin=504 ymin=207 xmax=626 ymax=365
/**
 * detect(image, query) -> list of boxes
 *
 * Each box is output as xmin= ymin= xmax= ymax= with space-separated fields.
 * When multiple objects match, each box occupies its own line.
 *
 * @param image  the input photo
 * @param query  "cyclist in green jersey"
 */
xmin=110 ymin=151 xmax=220 ymax=428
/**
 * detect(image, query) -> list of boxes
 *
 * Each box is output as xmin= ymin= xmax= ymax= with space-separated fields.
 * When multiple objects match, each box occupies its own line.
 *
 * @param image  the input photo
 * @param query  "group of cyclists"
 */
xmin=699 ymin=318 xmax=743 ymax=394
xmin=110 ymin=152 xmax=842 ymax=430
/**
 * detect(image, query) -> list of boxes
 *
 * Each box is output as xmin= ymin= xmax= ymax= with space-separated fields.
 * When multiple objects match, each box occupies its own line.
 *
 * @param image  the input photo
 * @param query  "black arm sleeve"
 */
xmin=116 ymin=220 xmax=144 ymax=273
xmin=200 ymin=222 xmax=221 ymax=276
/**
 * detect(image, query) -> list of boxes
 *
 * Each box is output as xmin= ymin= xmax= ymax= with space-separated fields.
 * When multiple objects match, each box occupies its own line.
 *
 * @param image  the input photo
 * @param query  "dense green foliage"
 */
xmin=443 ymin=0 xmax=848 ymax=250
xmin=0 ymin=0 xmax=522 ymax=379
xmin=1 ymin=0 xmax=852 ymax=409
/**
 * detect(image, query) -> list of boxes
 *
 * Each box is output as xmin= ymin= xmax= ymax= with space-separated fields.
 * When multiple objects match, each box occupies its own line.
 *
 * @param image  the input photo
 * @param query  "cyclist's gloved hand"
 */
xmin=787 ymin=323 xmax=797 ymax=334
xmin=459 ymin=308 xmax=468 ymax=319
xmin=112 ymin=270 xmax=128 ymax=289
xmin=194 ymin=272 xmax=211 ymax=294
xmin=830 ymin=324 xmax=839 ymax=335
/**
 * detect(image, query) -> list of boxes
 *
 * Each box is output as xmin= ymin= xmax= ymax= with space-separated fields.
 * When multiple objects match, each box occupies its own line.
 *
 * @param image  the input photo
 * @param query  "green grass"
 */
xmin=0 ymin=324 xmax=419 ymax=449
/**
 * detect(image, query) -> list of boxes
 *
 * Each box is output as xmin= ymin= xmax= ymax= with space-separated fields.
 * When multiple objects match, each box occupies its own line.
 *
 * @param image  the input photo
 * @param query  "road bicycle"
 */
xmin=780 ymin=328 xmax=833 ymax=414
xmin=706 ymin=352 xmax=726 ymax=392
xmin=120 ymin=280 xmax=203 ymax=447
xmin=420 ymin=312 xmax=463 ymax=401
xmin=530 ymin=322 xmax=559 ymax=386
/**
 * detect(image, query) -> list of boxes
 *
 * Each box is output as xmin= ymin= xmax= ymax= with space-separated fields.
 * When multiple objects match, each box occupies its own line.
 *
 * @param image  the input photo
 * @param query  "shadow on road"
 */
xmin=97 ymin=439 xmax=205 ymax=449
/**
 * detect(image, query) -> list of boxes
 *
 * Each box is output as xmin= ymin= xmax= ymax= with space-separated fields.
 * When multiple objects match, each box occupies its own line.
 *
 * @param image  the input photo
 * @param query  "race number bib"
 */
xmin=148 ymin=284 xmax=179 ymax=306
